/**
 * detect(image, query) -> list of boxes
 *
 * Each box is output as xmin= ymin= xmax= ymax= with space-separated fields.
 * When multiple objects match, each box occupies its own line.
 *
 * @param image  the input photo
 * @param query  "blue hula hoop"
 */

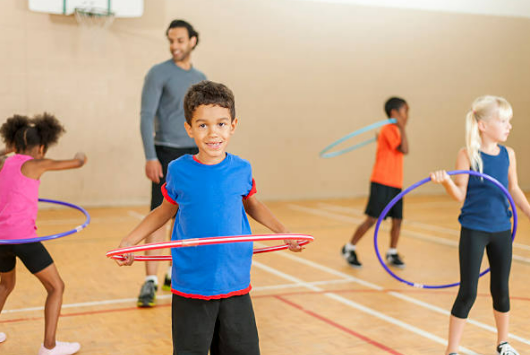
xmin=374 ymin=170 xmax=517 ymax=289
xmin=0 ymin=198 xmax=91 ymax=245
xmin=320 ymin=118 xmax=397 ymax=158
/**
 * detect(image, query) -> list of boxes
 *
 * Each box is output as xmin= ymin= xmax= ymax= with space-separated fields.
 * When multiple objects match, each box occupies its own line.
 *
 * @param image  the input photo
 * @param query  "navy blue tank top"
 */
xmin=459 ymin=145 xmax=512 ymax=233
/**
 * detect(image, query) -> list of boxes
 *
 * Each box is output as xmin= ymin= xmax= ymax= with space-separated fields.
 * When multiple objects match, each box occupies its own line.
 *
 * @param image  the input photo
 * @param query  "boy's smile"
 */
xmin=185 ymin=104 xmax=237 ymax=165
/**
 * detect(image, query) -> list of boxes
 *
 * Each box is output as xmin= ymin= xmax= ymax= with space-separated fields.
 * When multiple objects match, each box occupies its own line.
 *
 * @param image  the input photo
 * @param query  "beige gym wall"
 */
xmin=1 ymin=0 xmax=529 ymax=205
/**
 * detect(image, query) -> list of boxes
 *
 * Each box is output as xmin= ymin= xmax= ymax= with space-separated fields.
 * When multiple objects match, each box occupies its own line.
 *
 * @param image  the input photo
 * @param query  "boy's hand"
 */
xmin=395 ymin=116 xmax=407 ymax=129
xmin=430 ymin=170 xmax=450 ymax=184
xmin=285 ymin=239 xmax=303 ymax=252
xmin=75 ymin=152 xmax=87 ymax=166
xmin=114 ymin=241 xmax=135 ymax=266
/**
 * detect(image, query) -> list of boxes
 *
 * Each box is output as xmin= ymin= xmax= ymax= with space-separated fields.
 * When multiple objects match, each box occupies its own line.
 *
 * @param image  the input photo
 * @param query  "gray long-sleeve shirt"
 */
xmin=140 ymin=59 xmax=207 ymax=160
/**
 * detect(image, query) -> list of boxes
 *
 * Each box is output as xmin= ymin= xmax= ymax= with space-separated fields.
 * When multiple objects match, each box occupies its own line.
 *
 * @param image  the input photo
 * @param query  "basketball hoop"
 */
xmin=74 ymin=6 xmax=115 ymax=29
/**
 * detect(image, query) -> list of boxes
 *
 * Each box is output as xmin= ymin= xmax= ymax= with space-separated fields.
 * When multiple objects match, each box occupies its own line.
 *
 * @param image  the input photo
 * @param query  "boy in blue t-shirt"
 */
xmin=116 ymin=80 xmax=302 ymax=355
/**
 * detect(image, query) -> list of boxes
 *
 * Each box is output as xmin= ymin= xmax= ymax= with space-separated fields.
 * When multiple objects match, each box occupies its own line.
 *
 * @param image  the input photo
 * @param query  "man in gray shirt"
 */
xmin=138 ymin=19 xmax=207 ymax=307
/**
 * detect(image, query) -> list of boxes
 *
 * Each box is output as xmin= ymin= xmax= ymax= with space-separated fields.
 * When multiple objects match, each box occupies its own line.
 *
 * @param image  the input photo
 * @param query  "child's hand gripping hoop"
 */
xmin=373 ymin=170 xmax=517 ymax=289
xmin=106 ymin=233 xmax=314 ymax=261
xmin=0 ymin=198 xmax=91 ymax=245
xmin=319 ymin=118 xmax=397 ymax=158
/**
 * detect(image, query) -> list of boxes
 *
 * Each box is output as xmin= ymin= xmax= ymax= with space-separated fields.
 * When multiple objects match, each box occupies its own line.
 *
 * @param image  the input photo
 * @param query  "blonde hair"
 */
xmin=466 ymin=95 xmax=512 ymax=173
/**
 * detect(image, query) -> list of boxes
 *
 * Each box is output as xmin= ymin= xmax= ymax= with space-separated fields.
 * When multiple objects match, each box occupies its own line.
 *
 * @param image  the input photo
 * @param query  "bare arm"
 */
xmin=22 ymin=152 xmax=87 ymax=180
xmin=430 ymin=148 xmax=469 ymax=202
xmin=397 ymin=125 xmax=409 ymax=155
xmin=116 ymin=199 xmax=179 ymax=266
xmin=243 ymin=195 xmax=302 ymax=252
xmin=507 ymin=147 xmax=530 ymax=218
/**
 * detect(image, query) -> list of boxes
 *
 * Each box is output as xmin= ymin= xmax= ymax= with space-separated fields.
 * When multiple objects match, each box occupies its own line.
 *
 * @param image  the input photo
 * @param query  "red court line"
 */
xmin=0 ymin=304 xmax=171 ymax=324
xmin=274 ymin=295 xmax=404 ymax=355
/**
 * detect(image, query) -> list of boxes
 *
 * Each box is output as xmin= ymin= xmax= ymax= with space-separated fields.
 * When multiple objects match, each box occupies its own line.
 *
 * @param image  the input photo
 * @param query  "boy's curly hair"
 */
xmin=184 ymin=81 xmax=236 ymax=125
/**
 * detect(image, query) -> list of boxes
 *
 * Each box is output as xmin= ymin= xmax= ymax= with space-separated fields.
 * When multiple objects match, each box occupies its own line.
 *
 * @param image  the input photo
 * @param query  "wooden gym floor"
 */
xmin=2 ymin=194 xmax=530 ymax=355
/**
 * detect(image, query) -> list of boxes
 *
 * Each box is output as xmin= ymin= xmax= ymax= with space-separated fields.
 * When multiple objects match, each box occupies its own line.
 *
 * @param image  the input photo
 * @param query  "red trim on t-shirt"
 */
xmin=192 ymin=155 xmax=204 ymax=164
xmin=243 ymin=178 xmax=257 ymax=200
xmin=161 ymin=183 xmax=177 ymax=205
xmin=171 ymin=284 xmax=252 ymax=300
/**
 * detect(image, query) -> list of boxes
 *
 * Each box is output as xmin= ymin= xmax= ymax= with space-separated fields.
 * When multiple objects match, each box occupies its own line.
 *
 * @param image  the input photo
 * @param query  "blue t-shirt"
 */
xmin=459 ymin=145 xmax=512 ymax=233
xmin=163 ymin=153 xmax=256 ymax=299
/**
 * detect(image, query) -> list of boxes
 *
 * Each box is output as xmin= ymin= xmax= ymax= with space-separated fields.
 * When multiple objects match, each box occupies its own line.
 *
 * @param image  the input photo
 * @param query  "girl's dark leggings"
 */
xmin=451 ymin=227 xmax=512 ymax=319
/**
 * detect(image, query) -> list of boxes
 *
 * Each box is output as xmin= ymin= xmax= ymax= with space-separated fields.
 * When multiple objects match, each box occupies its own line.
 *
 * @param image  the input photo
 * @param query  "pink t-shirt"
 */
xmin=0 ymin=155 xmax=40 ymax=240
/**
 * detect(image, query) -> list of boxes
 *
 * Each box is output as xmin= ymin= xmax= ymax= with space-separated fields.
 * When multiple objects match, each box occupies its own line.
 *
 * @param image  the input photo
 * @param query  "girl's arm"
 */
xmin=430 ymin=148 xmax=469 ymax=202
xmin=22 ymin=152 xmax=87 ymax=179
xmin=116 ymin=199 xmax=179 ymax=266
xmin=243 ymin=195 xmax=302 ymax=252
xmin=507 ymin=147 xmax=530 ymax=218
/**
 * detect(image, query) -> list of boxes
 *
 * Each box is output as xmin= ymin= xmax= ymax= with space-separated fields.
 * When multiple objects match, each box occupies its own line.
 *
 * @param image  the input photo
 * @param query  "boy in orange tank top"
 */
xmin=342 ymin=97 xmax=409 ymax=268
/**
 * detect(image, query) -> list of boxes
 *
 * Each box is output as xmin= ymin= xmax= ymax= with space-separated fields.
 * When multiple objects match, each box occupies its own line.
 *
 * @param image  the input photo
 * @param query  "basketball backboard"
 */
xmin=29 ymin=0 xmax=143 ymax=18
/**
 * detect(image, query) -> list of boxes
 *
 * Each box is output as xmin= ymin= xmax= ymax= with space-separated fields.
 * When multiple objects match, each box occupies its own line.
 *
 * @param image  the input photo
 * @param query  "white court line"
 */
xmin=287 ymin=203 xmax=530 ymax=346
xmin=127 ymin=210 xmax=147 ymax=220
xmin=1 ymin=279 xmax=354 ymax=314
xmin=290 ymin=204 xmax=460 ymax=248
xmin=318 ymin=202 xmax=530 ymax=252
xmin=253 ymin=260 xmax=477 ymax=355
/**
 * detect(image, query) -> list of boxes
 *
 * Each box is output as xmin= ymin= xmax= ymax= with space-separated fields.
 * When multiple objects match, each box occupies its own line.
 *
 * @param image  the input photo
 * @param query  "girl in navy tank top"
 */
xmin=430 ymin=96 xmax=530 ymax=355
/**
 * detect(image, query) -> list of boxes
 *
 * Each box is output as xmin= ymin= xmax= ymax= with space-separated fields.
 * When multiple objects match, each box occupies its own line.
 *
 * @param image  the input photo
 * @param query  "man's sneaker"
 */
xmin=386 ymin=252 xmax=405 ymax=269
xmin=137 ymin=280 xmax=157 ymax=307
xmin=162 ymin=273 xmax=171 ymax=291
xmin=497 ymin=342 xmax=519 ymax=355
xmin=341 ymin=245 xmax=362 ymax=268
xmin=37 ymin=341 xmax=80 ymax=355
xmin=0 ymin=332 xmax=6 ymax=343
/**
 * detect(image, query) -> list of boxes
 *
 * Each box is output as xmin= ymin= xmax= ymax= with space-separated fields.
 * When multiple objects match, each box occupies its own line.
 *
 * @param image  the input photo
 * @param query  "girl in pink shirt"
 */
xmin=0 ymin=114 xmax=86 ymax=355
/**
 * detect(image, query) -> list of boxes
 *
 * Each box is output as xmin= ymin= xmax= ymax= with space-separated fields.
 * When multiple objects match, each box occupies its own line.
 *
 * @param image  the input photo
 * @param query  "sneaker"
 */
xmin=0 ymin=332 xmax=6 ymax=343
xmin=137 ymin=280 xmax=157 ymax=308
xmin=162 ymin=273 xmax=171 ymax=292
xmin=448 ymin=353 xmax=459 ymax=355
xmin=341 ymin=245 xmax=362 ymax=268
xmin=37 ymin=341 xmax=80 ymax=355
xmin=386 ymin=252 xmax=405 ymax=268
xmin=497 ymin=342 xmax=519 ymax=355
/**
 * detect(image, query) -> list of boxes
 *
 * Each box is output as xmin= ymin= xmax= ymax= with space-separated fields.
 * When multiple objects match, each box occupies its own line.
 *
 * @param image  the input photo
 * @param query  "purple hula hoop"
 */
xmin=0 ymin=198 xmax=91 ymax=245
xmin=373 ymin=170 xmax=517 ymax=289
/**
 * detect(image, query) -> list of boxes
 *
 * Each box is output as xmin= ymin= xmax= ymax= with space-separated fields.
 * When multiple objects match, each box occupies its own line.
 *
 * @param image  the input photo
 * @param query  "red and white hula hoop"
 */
xmin=106 ymin=233 xmax=314 ymax=261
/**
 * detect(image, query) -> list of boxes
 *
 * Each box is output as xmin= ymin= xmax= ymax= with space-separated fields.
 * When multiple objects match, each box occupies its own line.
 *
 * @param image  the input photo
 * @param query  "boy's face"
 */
xmin=392 ymin=104 xmax=409 ymax=126
xmin=184 ymin=105 xmax=237 ymax=164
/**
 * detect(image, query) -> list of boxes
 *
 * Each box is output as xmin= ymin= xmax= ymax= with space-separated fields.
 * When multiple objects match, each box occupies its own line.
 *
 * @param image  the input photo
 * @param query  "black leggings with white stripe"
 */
xmin=451 ymin=227 xmax=512 ymax=319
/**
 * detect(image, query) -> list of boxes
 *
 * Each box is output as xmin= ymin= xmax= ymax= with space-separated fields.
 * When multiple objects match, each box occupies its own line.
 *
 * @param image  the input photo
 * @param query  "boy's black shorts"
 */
xmin=172 ymin=293 xmax=260 ymax=355
xmin=151 ymin=145 xmax=199 ymax=211
xmin=364 ymin=182 xmax=403 ymax=220
xmin=0 ymin=242 xmax=54 ymax=274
